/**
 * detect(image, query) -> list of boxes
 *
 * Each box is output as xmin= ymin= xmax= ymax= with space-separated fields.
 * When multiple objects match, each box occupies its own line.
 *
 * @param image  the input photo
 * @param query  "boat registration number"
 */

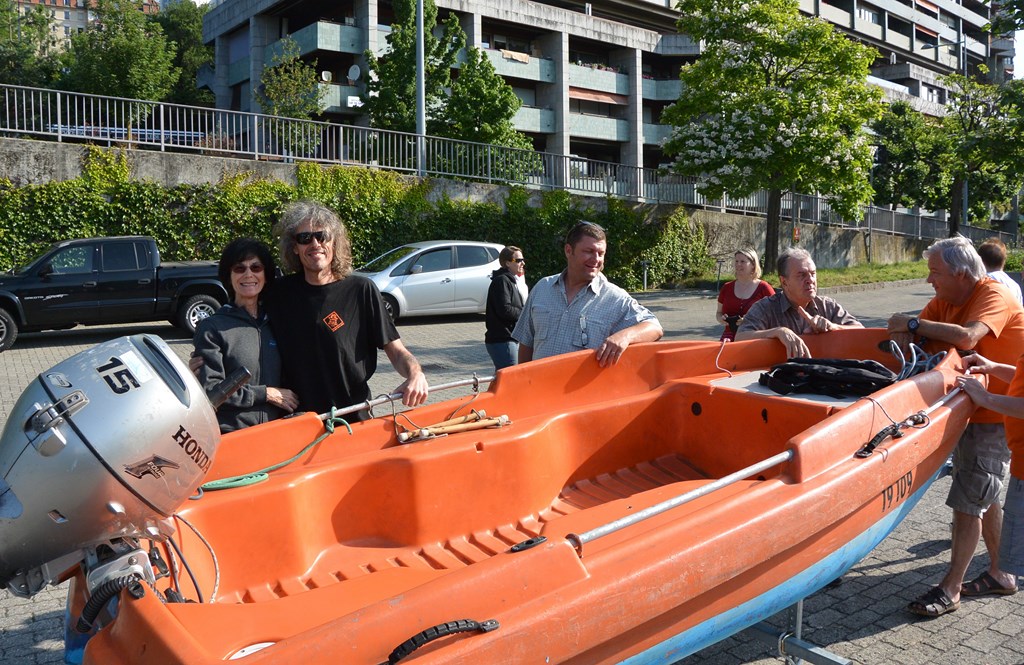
xmin=881 ymin=471 xmax=913 ymax=513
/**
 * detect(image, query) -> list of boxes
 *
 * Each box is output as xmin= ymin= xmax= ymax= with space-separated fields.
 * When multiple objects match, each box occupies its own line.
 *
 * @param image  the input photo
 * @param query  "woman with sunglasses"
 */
xmin=485 ymin=245 xmax=527 ymax=370
xmin=193 ymin=238 xmax=299 ymax=433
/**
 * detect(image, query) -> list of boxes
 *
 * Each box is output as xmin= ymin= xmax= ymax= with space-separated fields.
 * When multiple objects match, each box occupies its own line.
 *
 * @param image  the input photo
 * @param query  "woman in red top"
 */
xmin=716 ymin=248 xmax=775 ymax=341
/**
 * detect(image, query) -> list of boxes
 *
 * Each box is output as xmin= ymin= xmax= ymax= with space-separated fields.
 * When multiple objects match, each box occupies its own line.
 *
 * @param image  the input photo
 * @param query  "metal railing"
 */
xmin=0 ymin=83 xmax=1013 ymax=245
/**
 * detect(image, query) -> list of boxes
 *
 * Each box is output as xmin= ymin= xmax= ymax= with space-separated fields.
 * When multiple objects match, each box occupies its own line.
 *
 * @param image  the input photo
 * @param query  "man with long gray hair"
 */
xmin=265 ymin=200 xmax=428 ymax=420
xmin=888 ymin=235 xmax=1024 ymax=617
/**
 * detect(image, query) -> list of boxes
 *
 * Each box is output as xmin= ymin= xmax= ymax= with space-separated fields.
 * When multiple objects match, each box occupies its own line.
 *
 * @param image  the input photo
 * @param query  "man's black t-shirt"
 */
xmin=264 ymin=273 xmax=399 ymax=419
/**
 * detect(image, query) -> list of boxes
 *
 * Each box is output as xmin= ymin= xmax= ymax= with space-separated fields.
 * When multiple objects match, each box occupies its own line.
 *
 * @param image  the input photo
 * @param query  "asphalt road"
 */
xmin=2 ymin=280 xmax=1024 ymax=664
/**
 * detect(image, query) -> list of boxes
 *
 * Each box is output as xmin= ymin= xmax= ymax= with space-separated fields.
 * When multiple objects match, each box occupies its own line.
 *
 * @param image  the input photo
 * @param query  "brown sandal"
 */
xmin=908 ymin=587 xmax=959 ymax=617
xmin=961 ymin=571 xmax=1018 ymax=597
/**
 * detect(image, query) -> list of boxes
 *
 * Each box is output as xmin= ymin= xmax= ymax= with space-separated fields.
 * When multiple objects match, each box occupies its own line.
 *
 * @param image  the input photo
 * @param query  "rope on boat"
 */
xmin=195 ymin=375 xmax=496 ymax=493
xmin=566 ymin=450 xmax=795 ymax=557
xmin=198 ymin=411 xmax=353 ymax=492
xmin=854 ymin=346 xmax=964 ymax=458
xmin=856 ymin=385 xmax=965 ymax=458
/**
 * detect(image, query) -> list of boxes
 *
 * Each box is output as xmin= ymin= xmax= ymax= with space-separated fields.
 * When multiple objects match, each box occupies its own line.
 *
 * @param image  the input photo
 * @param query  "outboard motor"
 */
xmin=0 ymin=334 xmax=220 ymax=599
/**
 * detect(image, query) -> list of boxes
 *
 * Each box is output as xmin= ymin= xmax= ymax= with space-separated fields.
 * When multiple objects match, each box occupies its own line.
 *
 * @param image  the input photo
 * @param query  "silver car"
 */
xmin=353 ymin=240 xmax=505 ymax=320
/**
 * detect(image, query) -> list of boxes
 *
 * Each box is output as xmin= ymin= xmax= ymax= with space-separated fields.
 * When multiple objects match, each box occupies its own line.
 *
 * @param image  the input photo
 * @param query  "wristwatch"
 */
xmin=907 ymin=317 xmax=920 ymax=334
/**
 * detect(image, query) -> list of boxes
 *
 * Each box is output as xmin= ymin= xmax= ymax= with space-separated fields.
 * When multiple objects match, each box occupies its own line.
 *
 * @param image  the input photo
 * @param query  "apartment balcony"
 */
xmin=512 ymin=106 xmax=555 ymax=134
xmin=322 ymin=83 xmax=364 ymax=114
xmin=819 ymin=3 xmax=852 ymax=27
xmin=484 ymin=49 xmax=555 ymax=83
xmin=653 ymin=33 xmax=700 ymax=56
xmin=887 ymin=31 xmax=912 ymax=50
xmin=643 ymin=122 xmax=672 ymax=145
xmin=641 ymin=78 xmax=682 ymax=101
xmin=854 ymin=20 xmax=884 ymax=40
xmin=289 ymin=21 xmax=364 ymax=56
xmin=569 ymin=113 xmax=629 ymax=141
xmin=568 ymin=63 xmax=630 ymax=95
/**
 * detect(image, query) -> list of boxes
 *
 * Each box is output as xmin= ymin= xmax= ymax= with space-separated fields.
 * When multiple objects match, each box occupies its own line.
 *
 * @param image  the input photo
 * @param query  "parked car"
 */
xmin=0 ymin=236 xmax=226 ymax=351
xmin=353 ymin=241 xmax=505 ymax=320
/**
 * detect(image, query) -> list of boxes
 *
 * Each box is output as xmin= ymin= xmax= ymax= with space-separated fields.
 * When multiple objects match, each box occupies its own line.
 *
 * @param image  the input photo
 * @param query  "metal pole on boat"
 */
xmin=566 ymin=450 xmax=794 ymax=556
xmin=319 ymin=374 xmax=496 ymax=420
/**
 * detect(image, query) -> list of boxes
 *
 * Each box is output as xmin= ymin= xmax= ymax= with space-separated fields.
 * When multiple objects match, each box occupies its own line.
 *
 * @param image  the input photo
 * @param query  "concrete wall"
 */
xmin=0 ymin=137 xmax=926 ymax=269
xmin=691 ymin=209 xmax=931 ymax=268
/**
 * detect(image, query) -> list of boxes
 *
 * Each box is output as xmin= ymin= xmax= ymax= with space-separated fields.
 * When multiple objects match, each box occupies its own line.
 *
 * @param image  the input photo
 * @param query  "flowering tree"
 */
xmin=662 ymin=0 xmax=883 ymax=269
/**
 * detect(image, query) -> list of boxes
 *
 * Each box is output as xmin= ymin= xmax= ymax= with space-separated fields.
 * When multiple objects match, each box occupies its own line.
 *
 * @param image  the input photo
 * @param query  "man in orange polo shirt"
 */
xmin=888 ymin=235 xmax=1024 ymax=617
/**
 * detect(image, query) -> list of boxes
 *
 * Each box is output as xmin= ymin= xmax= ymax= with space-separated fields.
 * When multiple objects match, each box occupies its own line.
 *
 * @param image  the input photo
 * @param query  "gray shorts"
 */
xmin=1000 ymin=476 xmax=1024 ymax=576
xmin=945 ymin=423 xmax=1010 ymax=517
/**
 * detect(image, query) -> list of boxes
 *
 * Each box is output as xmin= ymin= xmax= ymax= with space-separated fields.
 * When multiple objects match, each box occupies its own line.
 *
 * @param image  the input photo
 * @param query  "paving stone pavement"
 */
xmin=3 ymin=280 xmax=1024 ymax=664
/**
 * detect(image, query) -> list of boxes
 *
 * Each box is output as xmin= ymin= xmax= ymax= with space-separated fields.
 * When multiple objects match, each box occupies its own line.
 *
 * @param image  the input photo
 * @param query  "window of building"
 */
xmin=482 ymin=32 xmax=531 ymax=53
xmin=922 ymin=84 xmax=940 ymax=103
xmin=857 ymin=4 xmax=881 ymax=24
xmin=64 ymin=10 xmax=70 ymax=19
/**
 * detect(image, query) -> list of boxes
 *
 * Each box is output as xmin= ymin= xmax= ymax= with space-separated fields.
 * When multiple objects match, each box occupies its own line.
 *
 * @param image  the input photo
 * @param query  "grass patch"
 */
xmin=666 ymin=260 xmax=928 ymax=291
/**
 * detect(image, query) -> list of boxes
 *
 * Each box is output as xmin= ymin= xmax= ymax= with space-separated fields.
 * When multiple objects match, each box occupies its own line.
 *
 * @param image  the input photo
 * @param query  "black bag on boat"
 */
xmin=758 ymin=358 xmax=897 ymax=398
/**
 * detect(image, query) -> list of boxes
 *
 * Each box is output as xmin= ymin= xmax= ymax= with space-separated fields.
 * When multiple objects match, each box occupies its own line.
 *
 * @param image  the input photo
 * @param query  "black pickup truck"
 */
xmin=0 ymin=236 xmax=227 ymax=350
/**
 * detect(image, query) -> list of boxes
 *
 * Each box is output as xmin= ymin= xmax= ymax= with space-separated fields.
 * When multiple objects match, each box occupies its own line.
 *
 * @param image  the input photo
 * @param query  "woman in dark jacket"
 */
xmin=485 ymin=245 xmax=527 ymax=370
xmin=193 ymin=238 xmax=299 ymax=433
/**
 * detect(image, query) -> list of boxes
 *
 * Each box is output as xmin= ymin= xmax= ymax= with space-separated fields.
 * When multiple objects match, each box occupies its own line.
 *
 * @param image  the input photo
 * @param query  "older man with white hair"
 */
xmin=889 ymin=235 xmax=1024 ymax=618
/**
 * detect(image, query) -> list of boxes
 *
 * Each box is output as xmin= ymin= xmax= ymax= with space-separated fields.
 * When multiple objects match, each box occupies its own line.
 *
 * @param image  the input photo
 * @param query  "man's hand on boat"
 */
xmin=594 ymin=320 xmax=664 ymax=367
xmin=384 ymin=340 xmax=430 ymax=407
xmin=886 ymin=313 xmax=917 ymax=353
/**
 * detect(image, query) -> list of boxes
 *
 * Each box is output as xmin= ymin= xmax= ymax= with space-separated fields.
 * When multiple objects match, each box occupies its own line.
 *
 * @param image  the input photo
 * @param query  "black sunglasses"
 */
xmin=294 ymin=231 xmax=328 ymax=245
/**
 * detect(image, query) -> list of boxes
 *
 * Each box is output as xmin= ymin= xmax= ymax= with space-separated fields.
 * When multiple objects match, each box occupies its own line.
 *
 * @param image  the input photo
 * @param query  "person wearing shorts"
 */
xmin=888 ymin=236 xmax=1024 ymax=617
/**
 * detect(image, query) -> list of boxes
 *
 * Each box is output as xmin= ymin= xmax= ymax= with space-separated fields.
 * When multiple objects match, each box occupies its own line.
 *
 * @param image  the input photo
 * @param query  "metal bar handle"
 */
xmin=566 ymin=450 xmax=795 ymax=556
xmin=318 ymin=374 xmax=496 ymax=420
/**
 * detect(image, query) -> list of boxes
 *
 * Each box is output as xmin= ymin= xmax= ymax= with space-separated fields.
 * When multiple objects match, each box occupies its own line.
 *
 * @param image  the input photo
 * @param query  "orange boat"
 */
xmin=0 ymin=329 xmax=973 ymax=664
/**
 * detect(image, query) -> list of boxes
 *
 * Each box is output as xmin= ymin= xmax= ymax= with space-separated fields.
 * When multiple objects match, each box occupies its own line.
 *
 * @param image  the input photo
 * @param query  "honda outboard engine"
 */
xmin=0 ymin=334 xmax=220 ymax=598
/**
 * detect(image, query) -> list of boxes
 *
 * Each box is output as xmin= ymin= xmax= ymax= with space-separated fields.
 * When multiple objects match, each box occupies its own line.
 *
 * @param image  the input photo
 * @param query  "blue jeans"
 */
xmin=486 ymin=341 xmax=518 ymax=370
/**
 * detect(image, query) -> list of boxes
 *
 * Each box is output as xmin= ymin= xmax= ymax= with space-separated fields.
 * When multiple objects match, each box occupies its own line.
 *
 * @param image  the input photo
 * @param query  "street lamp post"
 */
xmin=415 ymin=0 xmax=426 ymax=176
xmin=921 ymin=38 xmax=970 ymax=228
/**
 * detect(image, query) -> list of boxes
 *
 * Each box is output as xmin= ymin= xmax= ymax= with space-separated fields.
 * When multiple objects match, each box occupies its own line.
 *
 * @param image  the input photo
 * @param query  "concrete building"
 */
xmin=13 ymin=0 xmax=159 ymax=41
xmin=200 ymin=0 xmax=1014 ymax=169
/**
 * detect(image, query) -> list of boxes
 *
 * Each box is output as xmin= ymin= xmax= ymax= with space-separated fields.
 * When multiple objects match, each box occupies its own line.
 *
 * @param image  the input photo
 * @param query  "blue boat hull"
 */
xmin=620 ymin=465 xmax=945 ymax=664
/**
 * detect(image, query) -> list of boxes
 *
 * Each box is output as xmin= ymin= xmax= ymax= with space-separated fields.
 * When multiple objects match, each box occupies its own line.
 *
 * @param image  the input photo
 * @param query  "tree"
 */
xmin=255 ymin=37 xmax=327 ymax=156
xmin=363 ymin=0 xmax=464 ymax=135
xmin=0 ymin=0 xmax=59 ymax=87
xmin=662 ymin=0 xmax=884 ymax=269
xmin=445 ymin=47 xmax=528 ymax=147
xmin=60 ymin=0 xmax=179 ymax=106
xmin=870 ymin=101 xmax=949 ymax=211
xmin=939 ymin=72 xmax=1024 ymax=234
xmin=151 ymin=0 xmax=213 ymax=106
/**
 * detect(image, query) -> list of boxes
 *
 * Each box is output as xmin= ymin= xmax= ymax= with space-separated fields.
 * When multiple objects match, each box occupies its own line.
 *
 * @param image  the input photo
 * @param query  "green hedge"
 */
xmin=0 ymin=147 xmax=711 ymax=291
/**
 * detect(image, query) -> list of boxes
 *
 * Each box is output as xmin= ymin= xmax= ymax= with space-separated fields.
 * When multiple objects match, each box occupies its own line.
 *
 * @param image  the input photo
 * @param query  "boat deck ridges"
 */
xmin=235 ymin=454 xmax=707 ymax=604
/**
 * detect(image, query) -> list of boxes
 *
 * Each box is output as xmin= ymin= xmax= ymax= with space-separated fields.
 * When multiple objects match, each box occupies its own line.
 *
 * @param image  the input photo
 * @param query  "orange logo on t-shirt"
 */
xmin=323 ymin=311 xmax=345 ymax=331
